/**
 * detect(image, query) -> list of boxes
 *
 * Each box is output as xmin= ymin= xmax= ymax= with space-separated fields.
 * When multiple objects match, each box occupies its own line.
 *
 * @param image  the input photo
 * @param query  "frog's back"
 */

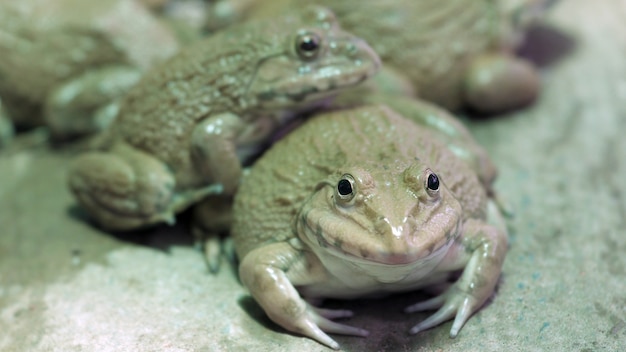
xmin=232 ymin=104 xmax=487 ymax=258
xmin=111 ymin=21 xmax=281 ymax=169
xmin=252 ymin=0 xmax=497 ymax=110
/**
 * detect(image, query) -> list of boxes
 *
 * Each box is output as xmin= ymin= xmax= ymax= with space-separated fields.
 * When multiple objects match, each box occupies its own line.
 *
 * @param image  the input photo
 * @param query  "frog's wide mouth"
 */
xmin=298 ymin=206 xmax=459 ymax=267
xmin=314 ymin=226 xmax=454 ymax=267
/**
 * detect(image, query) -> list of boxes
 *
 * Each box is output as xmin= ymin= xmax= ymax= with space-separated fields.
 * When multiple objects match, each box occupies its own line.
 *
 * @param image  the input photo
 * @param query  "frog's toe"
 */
xmin=313 ymin=315 xmax=369 ymax=337
xmin=291 ymin=306 xmax=368 ymax=349
xmin=313 ymin=307 xmax=354 ymax=320
xmin=200 ymin=236 xmax=222 ymax=273
xmin=405 ymin=289 xmax=477 ymax=336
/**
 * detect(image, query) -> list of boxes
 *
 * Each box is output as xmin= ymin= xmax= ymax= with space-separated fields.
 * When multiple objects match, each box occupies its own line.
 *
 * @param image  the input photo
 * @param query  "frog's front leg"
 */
xmin=191 ymin=113 xmax=275 ymax=194
xmin=45 ymin=66 xmax=141 ymax=140
xmin=406 ymin=200 xmax=508 ymax=336
xmin=68 ymin=142 xmax=219 ymax=230
xmin=191 ymin=113 xmax=247 ymax=195
xmin=463 ymin=53 xmax=540 ymax=114
xmin=239 ymin=242 xmax=369 ymax=349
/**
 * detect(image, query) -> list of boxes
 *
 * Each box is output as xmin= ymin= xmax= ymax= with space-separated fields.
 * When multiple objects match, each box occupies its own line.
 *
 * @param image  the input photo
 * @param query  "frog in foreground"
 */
xmin=232 ymin=104 xmax=508 ymax=349
xmin=68 ymin=6 xmax=380 ymax=233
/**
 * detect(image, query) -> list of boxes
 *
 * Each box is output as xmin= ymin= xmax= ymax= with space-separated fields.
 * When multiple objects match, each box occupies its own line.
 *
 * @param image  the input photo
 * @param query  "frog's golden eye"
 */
xmin=295 ymin=32 xmax=322 ymax=60
xmin=425 ymin=171 xmax=440 ymax=197
xmin=336 ymin=174 xmax=356 ymax=202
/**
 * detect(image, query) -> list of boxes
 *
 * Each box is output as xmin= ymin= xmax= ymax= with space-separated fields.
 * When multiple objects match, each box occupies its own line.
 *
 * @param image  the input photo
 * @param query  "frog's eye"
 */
xmin=295 ymin=32 xmax=322 ymax=60
xmin=425 ymin=171 xmax=440 ymax=197
xmin=336 ymin=174 xmax=356 ymax=202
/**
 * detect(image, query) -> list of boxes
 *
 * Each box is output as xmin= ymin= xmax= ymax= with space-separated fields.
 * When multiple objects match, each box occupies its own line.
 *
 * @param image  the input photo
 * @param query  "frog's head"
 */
xmin=297 ymin=161 xmax=463 ymax=280
xmin=245 ymin=5 xmax=381 ymax=109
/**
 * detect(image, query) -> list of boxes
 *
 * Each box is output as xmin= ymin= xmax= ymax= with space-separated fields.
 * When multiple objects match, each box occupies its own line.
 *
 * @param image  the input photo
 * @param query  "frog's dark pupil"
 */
xmin=300 ymin=36 xmax=318 ymax=52
xmin=427 ymin=173 xmax=439 ymax=191
xmin=337 ymin=179 xmax=353 ymax=196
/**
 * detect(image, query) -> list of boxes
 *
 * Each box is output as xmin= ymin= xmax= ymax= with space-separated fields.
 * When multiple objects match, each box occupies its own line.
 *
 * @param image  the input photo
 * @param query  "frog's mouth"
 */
xmin=298 ymin=208 xmax=457 ymax=284
xmin=298 ymin=205 xmax=460 ymax=268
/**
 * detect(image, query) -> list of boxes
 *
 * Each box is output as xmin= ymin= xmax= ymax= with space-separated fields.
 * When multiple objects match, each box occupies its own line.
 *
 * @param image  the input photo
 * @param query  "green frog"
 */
xmin=68 ymin=6 xmax=380 ymax=237
xmin=232 ymin=104 xmax=508 ymax=349
xmin=209 ymin=0 xmax=549 ymax=113
xmin=0 ymin=0 xmax=180 ymax=140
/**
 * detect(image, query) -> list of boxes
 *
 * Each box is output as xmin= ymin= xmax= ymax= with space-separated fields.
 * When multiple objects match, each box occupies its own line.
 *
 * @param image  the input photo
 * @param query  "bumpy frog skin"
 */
xmin=68 ymin=5 xmax=380 ymax=232
xmin=232 ymin=105 xmax=508 ymax=349
xmin=210 ymin=0 xmax=546 ymax=113
xmin=0 ymin=0 xmax=179 ymax=140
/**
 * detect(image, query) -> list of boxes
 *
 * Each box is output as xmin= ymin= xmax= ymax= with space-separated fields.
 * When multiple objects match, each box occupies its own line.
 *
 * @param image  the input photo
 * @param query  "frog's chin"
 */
xmin=311 ymin=236 xmax=455 ymax=284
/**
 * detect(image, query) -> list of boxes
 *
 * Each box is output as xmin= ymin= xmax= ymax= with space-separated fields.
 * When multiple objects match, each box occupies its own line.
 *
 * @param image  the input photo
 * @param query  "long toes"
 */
xmin=408 ymin=303 xmax=456 ymax=335
xmin=313 ymin=315 xmax=369 ymax=337
xmin=297 ymin=320 xmax=341 ymax=350
xmin=404 ymin=294 xmax=445 ymax=313
xmin=450 ymin=297 xmax=474 ymax=337
xmin=313 ymin=307 xmax=354 ymax=320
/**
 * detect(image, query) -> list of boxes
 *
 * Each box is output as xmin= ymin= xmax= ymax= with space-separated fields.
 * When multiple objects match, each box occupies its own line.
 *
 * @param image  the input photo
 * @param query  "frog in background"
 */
xmin=208 ymin=0 xmax=553 ymax=114
xmin=0 ymin=0 xmax=180 ymax=143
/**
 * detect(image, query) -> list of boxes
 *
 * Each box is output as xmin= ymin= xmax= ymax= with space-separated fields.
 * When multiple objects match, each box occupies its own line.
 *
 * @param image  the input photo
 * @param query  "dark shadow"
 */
xmin=237 ymin=295 xmax=284 ymax=333
xmin=66 ymin=204 xmax=195 ymax=251
xmin=516 ymin=23 xmax=577 ymax=69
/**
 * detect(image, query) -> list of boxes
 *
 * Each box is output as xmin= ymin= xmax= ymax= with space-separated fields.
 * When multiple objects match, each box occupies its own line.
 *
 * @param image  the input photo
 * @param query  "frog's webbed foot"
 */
xmin=463 ymin=53 xmax=540 ymax=114
xmin=239 ymin=242 xmax=368 ymax=349
xmin=405 ymin=285 xmax=477 ymax=337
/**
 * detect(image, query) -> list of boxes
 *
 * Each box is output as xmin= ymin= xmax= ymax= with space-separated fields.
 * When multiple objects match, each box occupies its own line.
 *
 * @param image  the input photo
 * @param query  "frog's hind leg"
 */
xmin=68 ymin=143 xmax=220 ymax=231
xmin=463 ymin=53 xmax=540 ymax=114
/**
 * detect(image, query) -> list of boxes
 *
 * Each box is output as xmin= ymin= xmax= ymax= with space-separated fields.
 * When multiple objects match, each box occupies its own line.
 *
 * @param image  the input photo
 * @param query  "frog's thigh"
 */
xmin=45 ymin=66 xmax=141 ymax=139
xmin=239 ymin=242 xmax=365 ymax=349
xmin=191 ymin=113 xmax=246 ymax=194
xmin=463 ymin=53 xmax=540 ymax=114
xmin=68 ymin=145 xmax=176 ymax=230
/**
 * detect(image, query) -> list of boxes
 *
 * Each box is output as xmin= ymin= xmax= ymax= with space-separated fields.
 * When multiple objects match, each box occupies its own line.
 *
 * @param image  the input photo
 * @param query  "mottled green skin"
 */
xmin=233 ymin=104 xmax=508 ymax=348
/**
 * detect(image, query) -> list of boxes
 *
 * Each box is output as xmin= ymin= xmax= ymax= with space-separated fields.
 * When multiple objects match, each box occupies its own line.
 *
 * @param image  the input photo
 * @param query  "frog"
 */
xmin=231 ymin=104 xmax=508 ymax=349
xmin=67 ymin=5 xmax=381 ymax=237
xmin=208 ymin=0 xmax=550 ymax=114
xmin=0 ymin=0 xmax=180 ymax=140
